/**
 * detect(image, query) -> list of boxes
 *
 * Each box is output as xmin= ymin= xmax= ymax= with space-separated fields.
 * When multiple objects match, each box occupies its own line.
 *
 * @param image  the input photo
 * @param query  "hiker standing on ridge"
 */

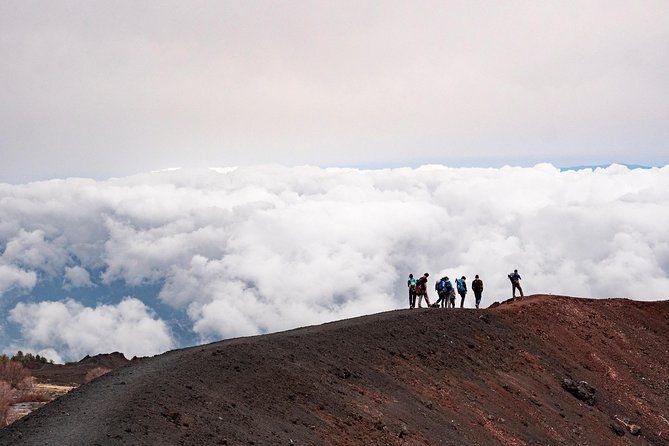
xmin=455 ymin=276 xmax=467 ymax=308
xmin=434 ymin=276 xmax=448 ymax=308
xmin=440 ymin=277 xmax=455 ymax=308
xmin=407 ymin=274 xmax=417 ymax=308
xmin=508 ymin=269 xmax=524 ymax=299
xmin=416 ymin=273 xmax=431 ymax=308
xmin=448 ymin=279 xmax=456 ymax=308
xmin=472 ymin=275 xmax=483 ymax=309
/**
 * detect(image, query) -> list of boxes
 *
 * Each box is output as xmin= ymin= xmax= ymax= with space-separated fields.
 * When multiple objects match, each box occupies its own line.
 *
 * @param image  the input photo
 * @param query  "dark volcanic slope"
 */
xmin=29 ymin=352 xmax=130 ymax=386
xmin=1 ymin=295 xmax=668 ymax=446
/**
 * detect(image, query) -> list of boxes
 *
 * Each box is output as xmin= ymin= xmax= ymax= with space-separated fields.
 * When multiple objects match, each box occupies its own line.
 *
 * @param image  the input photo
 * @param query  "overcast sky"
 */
xmin=1 ymin=1 xmax=668 ymax=182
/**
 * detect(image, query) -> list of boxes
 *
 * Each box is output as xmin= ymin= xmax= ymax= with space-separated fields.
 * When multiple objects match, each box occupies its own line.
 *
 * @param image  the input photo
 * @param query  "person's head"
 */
xmin=461 ymin=276 xmax=466 ymax=280
xmin=409 ymin=273 xmax=413 ymax=278
xmin=514 ymin=269 xmax=518 ymax=273
xmin=475 ymin=274 xmax=479 ymax=279
xmin=424 ymin=272 xmax=429 ymax=277
xmin=445 ymin=276 xmax=449 ymax=280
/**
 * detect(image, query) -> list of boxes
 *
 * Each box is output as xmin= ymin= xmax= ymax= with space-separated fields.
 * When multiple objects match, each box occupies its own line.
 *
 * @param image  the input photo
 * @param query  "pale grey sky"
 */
xmin=1 ymin=0 xmax=668 ymax=182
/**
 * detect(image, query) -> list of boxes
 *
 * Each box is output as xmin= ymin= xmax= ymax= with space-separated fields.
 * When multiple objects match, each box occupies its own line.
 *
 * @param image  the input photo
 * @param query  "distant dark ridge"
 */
xmin=29 ymin=352 xmax=130 ymax=386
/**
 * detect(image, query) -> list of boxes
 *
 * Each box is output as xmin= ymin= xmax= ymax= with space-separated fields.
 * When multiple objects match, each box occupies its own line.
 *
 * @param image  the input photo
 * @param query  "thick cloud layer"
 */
xmin=1 ymin=165 xmax=668 ymax=360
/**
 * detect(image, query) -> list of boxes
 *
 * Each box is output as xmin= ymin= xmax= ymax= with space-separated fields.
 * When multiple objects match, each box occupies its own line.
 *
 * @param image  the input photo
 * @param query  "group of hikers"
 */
xmin=407 ymin=269 xmax=524 ymax=309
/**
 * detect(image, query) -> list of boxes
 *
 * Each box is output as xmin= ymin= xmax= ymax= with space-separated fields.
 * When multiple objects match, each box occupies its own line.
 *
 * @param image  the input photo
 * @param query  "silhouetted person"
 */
xmin=472 ymin=275 xmax=483 ymax=309
xmin=508 ymin=269 xmax=524 ymax=299
xmin=407 ymin=274 xmax=417 ymax=308
xmin=417 ymin=273 xmax=431 ymax=308
xmin=455 ymin=276 xmax=467 ymax=308
xmin=448 ymin=284 xmax=456 ymax=308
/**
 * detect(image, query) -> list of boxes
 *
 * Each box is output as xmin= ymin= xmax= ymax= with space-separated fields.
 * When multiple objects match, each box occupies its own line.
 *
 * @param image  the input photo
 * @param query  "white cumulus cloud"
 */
xmin=63 ymin=266 xmax=94 ymax=289
xmin=0 ymin=264 xmax=37 ymax=296
xmin=9 ymin=297 xmax=174 ymax=361
xmin=1 ymin=165 xmax=668 ymax=356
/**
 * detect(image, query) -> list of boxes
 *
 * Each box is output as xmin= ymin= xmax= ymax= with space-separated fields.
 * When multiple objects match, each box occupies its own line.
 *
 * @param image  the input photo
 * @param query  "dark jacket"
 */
xmin=472 ymin=278 xmax=483 ymax=292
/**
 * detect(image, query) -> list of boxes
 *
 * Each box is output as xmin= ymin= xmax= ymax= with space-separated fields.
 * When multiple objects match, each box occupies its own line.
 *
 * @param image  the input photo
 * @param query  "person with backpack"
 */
xmin=440 ymin=277 xmax=454 ymax=308
xmin=448 ymin=279 xmax=456 ymax=308
xmin=416 ymin=273 xmax=431 ymax=308
xmin=434 ymin=276 xmax=448 ymax=308
xmin=472 ymin=275 xmax=484 ymax=309
xmin=407 ymin=274 xmax=418 ymax=308
xmin=508 ymin=269 xmax=524 ymax=299
xmin=455 ymin=276 xmax=467 ymax=308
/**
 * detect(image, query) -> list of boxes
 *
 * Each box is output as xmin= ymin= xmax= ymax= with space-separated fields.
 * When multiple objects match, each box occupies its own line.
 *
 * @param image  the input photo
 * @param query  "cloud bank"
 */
xmin=1 ymin=164 xmax=668 ymax=360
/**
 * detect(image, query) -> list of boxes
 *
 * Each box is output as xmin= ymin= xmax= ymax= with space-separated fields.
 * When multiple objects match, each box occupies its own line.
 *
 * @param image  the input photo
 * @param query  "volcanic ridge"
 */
xmin=1 ymin=295 xmax=667 ymax=445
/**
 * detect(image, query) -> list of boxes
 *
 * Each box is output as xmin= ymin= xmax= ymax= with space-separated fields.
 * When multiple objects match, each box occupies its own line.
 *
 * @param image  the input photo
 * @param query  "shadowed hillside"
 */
xmin=0 ymin=295 xmax=667 ymax=445
xmin=28 ymin=352 xmax=130 ymax=386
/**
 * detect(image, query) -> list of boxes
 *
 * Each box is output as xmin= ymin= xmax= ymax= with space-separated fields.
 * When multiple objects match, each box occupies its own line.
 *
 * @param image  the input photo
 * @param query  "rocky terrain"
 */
xmin=0 ymin=295 xmax=667 ymax=445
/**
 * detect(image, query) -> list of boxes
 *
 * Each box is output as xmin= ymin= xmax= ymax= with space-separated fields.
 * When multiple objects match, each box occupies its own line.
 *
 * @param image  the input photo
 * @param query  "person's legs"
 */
xmin=417 ymin=292 xmax=423 ymax=308
xmin=474 ymin=291 xmax=482 ymax=308
xmin=517 ymin=283 xmax=524 ymax=297
xmin=459 ymin=292 xmax=466 ymax=308
xmin=409 ymin=290 xmax=416 ymax=308
xmin=512 ymin=283 xmax=517 ymax=298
